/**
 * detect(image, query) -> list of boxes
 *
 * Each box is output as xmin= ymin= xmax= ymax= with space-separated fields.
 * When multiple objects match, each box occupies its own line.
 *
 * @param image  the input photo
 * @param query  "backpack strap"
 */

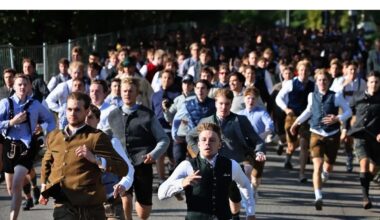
xmin=6 ymin=98 xmax=35 ymax=136
xmin=23 ymin=99 xmax=34 ymax=134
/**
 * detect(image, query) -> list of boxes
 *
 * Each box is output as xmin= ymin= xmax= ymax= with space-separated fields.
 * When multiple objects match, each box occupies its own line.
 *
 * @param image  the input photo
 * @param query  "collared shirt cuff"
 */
xmin=119 ymin=176 xmax=133 ymax=191
xmin=97 ymin=157 xmax=106 ymax=171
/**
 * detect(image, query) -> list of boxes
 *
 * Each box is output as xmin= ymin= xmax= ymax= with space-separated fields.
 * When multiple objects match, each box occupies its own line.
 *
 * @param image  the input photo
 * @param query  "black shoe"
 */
xmin=299 ymin=176 xmax=307 ymax=183
xmin=32 ymin=187 xmax=41 ymax=205
xmin=363 ymin=197 xmax=372 ymax=209
xmin=23 ymin=198 xmax=34 ymax=211
xmin=284 ymin=161 xmax=293 ymax=170
xmin=276 ymin=144 xmax=284 ymax=156
xmin=315 ymin=199 xmax=323 ymax=211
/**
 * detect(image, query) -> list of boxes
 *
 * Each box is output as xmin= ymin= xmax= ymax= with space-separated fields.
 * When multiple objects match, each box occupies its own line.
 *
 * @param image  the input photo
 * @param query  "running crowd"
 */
xmin=0 ymin=26 xmax=380 ymax=220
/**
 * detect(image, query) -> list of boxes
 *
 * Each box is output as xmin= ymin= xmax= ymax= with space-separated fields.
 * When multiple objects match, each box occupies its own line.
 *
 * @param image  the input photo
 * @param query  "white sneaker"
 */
xmin=321 ymin=171 xmax=329 ymax=183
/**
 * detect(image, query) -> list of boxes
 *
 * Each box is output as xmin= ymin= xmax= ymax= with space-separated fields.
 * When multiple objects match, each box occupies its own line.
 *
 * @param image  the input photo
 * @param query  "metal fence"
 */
xmin=0 ymin=21 xmax=197 ymax=85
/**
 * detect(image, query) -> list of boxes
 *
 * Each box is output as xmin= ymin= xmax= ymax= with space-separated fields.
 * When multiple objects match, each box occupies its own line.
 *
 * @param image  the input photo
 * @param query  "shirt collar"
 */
xmin=64 ymin=123 xmax=87 ymax=137
xmin=11 ymin=94 xmax=30 ymax=104
xmin=200 ymin=153 xmax=219 ymax=167
xmin=122 ymin=104 xmax=139 ymax=114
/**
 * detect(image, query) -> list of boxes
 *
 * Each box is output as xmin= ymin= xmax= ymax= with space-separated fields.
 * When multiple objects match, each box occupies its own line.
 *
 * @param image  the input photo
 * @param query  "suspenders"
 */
xmin=6 ymin=97 xmax=34 ymax=136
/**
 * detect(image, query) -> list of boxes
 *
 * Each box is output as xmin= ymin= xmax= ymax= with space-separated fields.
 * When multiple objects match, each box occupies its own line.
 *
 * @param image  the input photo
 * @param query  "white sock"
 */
xmin=314 ymin=189 xmax=322 ymax=200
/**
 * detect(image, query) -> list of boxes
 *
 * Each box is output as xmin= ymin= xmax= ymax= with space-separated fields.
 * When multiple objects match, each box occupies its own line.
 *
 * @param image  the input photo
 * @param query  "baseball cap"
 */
xmin=182 ymin=74 xmax=194 ymax=83
xmin=121 ymin=57 xmax=136 ymax=67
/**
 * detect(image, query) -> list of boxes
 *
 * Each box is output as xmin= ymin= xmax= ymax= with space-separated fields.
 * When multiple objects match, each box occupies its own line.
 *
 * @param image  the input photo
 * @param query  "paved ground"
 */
xmin=1 ymin=144 xmax=379 ymax=220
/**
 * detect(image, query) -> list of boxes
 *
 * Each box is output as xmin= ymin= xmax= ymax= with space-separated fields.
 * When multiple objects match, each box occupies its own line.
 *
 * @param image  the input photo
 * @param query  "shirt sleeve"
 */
xmin=45 ymin=83 xmax=64 ymax=113
xmin=158 ymin=160 xmax=194 ymax=200
xmin=261 ymin=110 xmax=275 ymax=133
xmin=275 ymin=80 xmax=292 ymax=111
xmin=335 ymin=92 xmax=352 ymax=122
xmin=111 ymin=138 xmax=135 ymax=191
xmin=231 ymin=160 xmax=255 ymax=216
xmin=264 ymin=70 xmax=274 ymax=94
xmin=47 ymin=77 xmax=57 ymax=92
xmin=0 ymin=99 xmax=10 ymax=130
xmin=140 ymin=65 xmax=148 ymax=78
xmin=295 ymin=93 xmax=313 ymax=125
xmin=37 ymin=103 xmax=56 ymax=133
xmin=149 ymin=116 xmax=170 ymax=160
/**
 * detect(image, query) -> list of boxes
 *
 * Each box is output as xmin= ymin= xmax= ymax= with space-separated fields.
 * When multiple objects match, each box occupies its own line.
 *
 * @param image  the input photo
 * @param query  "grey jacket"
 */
xmin=107 ymin=106 xmax=170 ymax=165
xmin=186 ymin=112 xmax=265 ymax=163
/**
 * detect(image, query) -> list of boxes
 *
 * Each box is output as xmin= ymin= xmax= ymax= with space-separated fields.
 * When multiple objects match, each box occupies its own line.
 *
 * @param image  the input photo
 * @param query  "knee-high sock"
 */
xmin=23 ymin=183 xmax=31 ymax=195
xmin=359 ymin=172 xmax=374 ymax=198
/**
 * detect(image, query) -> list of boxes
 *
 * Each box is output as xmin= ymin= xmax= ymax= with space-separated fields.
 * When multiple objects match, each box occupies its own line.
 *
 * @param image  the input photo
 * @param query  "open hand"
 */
xmin=322 ymin=114 xmax=339 ymax=125
xmin=10 ymin=111 xmax=27 ymax=126
xmin=182 ymin=170 xmax=202 ymax=188
xmin=113 ymin=184 xmax=126 ymax=198
xmin=143 ymin=154 xmax=155 ymax=164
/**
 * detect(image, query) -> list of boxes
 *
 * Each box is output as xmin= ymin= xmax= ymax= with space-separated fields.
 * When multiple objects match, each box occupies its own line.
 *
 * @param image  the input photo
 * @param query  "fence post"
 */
xmin=68 ymin=39 xmax=72 ymax=61
xmin=8 ymin=43 xmax=14 ymax=69
xmin=93 ymin=34 xmax=97 ymax=52
xmin=43 ymin=42 xmax=48 ymax=82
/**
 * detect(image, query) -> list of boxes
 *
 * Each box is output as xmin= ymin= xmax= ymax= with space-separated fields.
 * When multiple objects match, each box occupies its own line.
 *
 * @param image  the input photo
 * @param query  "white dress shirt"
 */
xmin=158 ymin=154 xmax=255 ymax=216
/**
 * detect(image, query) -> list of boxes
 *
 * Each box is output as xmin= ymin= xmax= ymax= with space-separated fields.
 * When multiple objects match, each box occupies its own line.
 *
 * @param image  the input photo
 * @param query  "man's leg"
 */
xmin=5 ymin=172 xmax=13 ymax=195
xmin=229 ymin=200 xmax=241 ymax=220
xmin=312 ymin=157 xmax=323 ymax=210
xmin=122 ymin=194 xmax=133 ymax=220
xmin=299 ymin=137 xmax=309 ymax=183
xmin=10 ymin=165 xmax=29 ymax=220
xmin=135 ymin=202 xmax=152 ymax=220
xmin=284 ymin=141 xmax=296 ymax=169
xmin=25 ymin=168 xmax=40 ymax=205
xmin=359 ymin=158 xmax=373 ymax=209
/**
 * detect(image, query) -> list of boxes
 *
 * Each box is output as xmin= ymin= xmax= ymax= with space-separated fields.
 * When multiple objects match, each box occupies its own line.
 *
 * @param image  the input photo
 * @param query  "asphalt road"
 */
xmin=1 ymin=144 xmax=379 ymax=220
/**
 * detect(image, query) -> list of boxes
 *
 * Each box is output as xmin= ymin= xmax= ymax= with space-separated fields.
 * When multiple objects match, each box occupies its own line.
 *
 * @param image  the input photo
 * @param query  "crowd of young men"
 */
xmin=0 ymin=28 xmax=380 ymax=219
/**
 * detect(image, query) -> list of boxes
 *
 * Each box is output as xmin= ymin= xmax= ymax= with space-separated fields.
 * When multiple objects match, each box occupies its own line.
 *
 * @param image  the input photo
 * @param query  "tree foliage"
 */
xmin=0 ymin=10 xmax=378 ymax=46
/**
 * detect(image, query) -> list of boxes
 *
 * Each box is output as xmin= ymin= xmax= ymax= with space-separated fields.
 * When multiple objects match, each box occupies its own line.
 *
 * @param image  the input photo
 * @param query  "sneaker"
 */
xmin=22 ymin=198 xmax=34 ymax=211
xmin=315 ymin=198 xmax=323 ymax=211
xmin=32 ymin=187 xmax=41 ymax=205
xmin=363 ymin=197 xmax=372 ymax=209
xmin=284 ymin=161 xmax=293 ymax=170
xmin=321 ymin=171 xmax=329 ymax=183
xmin=276 ymin=144 xmax=284 ymax=156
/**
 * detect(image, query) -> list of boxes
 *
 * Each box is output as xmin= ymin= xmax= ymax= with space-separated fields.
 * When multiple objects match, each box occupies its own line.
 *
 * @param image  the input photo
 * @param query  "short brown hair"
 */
xmin=22 ymin=58 xmax=36 ymax=69
xmin=244 ymin=86 xmax=260 ymax=97
xmin=91 ymin=79 xmax=108 ymax=94
xmin=89 ymin=104 xmax=101 ymax=119
xmin=214 ymin=88 xmax=234 ymax=101
xmin=71 ymin=46 xmax=83 ymax=56
xmin=67 ymin=92 xmax=91 ymax=109
xmin=3 ymin=68 xmax=16 ymax=75
xmin=14 ymin=73 xmax=31 ymax=84
xmin=197 ymin=122 xmax=221 ymax=141
xmin=58 ymin=58 xmax=70 ymax=66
